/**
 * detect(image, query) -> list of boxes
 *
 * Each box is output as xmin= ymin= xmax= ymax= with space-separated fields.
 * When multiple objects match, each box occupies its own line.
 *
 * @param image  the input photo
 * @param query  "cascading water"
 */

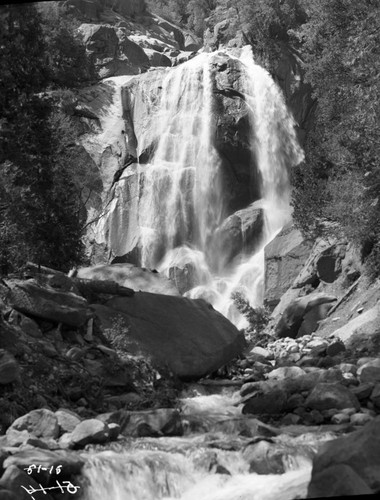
xmin=135 ymin=46 xmax=303 ymax=327
xmin=80 ymin=50 xmax=319 ymax=499
xmin=80 ymin=390 xmax=323 ymax=500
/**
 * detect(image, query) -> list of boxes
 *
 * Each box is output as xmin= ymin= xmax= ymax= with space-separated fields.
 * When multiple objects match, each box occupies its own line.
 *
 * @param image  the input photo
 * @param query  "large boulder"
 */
xmin=274 ymin=293 xmax=337 ymax=339
xmin=4 ymin=279 xmax=89 ymax=327
xmin=307 ymin=416 xmax=380 ymax=497
xmin=264 ymin=223 xmax=313 ymax=309
xmin=75 ymin=262 xmax=179 ymax=295
xmin=210 ymin=204 xmax=264 ymax=270
xmin=92 ymin=292 xmax=246 ymax=379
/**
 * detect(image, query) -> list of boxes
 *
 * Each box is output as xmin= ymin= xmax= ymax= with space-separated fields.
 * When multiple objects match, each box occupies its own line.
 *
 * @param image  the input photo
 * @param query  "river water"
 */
xmin=79 ymin=388 xmax=339 ymax=499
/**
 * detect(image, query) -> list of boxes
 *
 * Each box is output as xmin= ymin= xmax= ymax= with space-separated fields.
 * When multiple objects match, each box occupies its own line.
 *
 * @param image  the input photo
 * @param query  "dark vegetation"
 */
xmin=147 ymin=0 xmax=380 ymax=279
xmin=0 ymin=3 xmax=94 ymax=274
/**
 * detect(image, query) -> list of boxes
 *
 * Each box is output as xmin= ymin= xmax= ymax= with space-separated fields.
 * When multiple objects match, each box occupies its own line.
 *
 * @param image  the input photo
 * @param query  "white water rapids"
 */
xmin=80 ymin=391 xmax=327 ymax=500
xmin=133 ymin=46 xmax=303 ymax=327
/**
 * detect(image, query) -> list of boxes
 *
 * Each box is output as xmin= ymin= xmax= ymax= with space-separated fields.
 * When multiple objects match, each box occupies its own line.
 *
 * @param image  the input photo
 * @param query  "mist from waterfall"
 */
xmin=137 ymin=47 xmax=303 ymax=326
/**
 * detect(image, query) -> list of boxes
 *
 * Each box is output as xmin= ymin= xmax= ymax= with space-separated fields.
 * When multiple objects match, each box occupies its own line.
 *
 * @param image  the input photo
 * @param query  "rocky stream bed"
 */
xmin=1 ymin=280 xmax=380 ymax=500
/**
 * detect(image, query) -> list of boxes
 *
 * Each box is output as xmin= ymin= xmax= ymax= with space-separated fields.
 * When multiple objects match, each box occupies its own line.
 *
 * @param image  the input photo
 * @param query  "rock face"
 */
xmin=93 ymin=292 xmax=246 ymax=379
xmin=307 ymin=417 xmax=380 ymax=497
xmin=79 ymin=23 xmax=150 ymax=78
xmin=264 ymin=223 xmax=313 ymax=309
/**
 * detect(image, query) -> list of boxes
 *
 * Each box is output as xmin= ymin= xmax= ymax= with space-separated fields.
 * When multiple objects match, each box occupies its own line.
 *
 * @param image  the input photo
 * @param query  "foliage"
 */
xmin=289 ymin=0 xmax=380 ymax=277
xmin=0 ymin=3 xmax=93 ymax=273
xmin=232 ymin=291 xmax=269 ymax=334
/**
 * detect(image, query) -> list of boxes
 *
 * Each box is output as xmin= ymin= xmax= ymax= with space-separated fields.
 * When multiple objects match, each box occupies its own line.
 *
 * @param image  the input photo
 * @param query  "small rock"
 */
xmin=266 ymin=366 xmax=306 ymax=381
xmin=326 ymin=340 xmax=346 ymax=357
xmin=67 ymin=419 xmax=109 ymax=448
xmin=249 ymin=346 xmax=273 ymax=361
xmin=357 ymin=358 xmax=380 ymax=384
xmin=341 ymin=372 xmax=358 ymax=386
xmin=351 ymin=382 xmax=374 ymax=401
xmin=55 ymin=409 xmax=81 ymax=434
xmin=284 ymin=393 xmax=305 ymax=411
xmin=281 ymin=413 xmax=302 ymax=425
xmin=7 ymin=409 xmax=59 ymax=439
xmin=339 ymin=363 xmax=357 ymax=375
xmin=307 ymin=338 xmax=328 ymax=355
xmin=305 ymin=383 xmax=360 ymax=411
xmin=108 ymin=423 xmax=120 ymax=440
xmin=350 ymin=413 xmax=374 ymax=426
xmin=340 ymin=407 xmax=357 ymax=416
xmin=0 ymin=350 xmax=20 ymax=384
xmin=331 ymin=413 xmax=350 ymax=424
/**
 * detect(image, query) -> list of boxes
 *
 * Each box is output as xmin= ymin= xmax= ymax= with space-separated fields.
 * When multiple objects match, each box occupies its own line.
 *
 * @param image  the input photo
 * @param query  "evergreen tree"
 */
xmin=0 ymin=3 xmax=91 ymax=273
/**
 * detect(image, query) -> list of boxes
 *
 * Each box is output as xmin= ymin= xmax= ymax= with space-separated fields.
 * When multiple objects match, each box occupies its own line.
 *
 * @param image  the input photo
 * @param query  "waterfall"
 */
xmin=126 ymin=46 xmax=303 ymax=326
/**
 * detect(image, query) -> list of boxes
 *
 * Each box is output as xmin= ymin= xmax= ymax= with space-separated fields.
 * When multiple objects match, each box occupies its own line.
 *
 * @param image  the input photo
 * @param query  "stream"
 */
xmin=80 ymin=386 xmax=338 ymax=499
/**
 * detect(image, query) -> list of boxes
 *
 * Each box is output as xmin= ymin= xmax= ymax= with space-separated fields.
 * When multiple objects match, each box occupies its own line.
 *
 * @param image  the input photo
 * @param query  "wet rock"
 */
xmin=305 ymin=383 xmax=360 ymax=411
xmin=55 ymin=409 xmax=82 ymax=434
xmin=0 ymin=350 xmax=20 ymax=385
xmin=242 ymin=388 xmax=288 ymax=415
xmin=357 ymin=358 xmax=380 ymax=384
xmin=108 ymin=422 xmax=121 ymax=440
xmin=308 ymin=463 xmax=373 ymax=497
xmin=243 ymin=440 xmax=285 ymax=474
xmin=211 ymin=205 xmax=264 ymax=268
xmin=4 ymin=279 xmax=89 ymax=327
xmin=7 ymin=409 xmax=59 ymax=439
xmin=65 ymin=419 xmax=109 ymax=448
xmin=307 ymin=417 xmax=380 ymax=496
xmin=121 ymin=408 xmax=183 ymax=437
